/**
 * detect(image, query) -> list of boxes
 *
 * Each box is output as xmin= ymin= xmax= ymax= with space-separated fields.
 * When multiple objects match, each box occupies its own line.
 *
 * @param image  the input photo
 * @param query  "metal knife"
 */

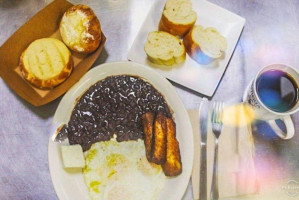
xmin=199 ymin=98 xmax=209 ymax=200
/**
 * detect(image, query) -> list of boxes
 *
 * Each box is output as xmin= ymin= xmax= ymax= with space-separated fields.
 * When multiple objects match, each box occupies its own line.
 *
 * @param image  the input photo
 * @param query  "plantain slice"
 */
xmin=142 ymin=112 xmax=155 ymax=162
xmin=151 ymin=111 xmax=167 ymax=164
xmin=162 ymin=117 xmax=182 ymax=176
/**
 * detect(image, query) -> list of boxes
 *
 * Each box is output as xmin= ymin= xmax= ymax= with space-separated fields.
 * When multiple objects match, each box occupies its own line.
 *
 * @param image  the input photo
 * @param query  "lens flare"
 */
xmin=222 ymin=103 xmax=256 ymax=126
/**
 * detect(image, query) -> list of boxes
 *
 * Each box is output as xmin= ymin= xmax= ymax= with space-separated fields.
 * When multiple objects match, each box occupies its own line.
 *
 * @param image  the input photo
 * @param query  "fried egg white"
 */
xmin=83 ymin=138 xmax=166 ymax=200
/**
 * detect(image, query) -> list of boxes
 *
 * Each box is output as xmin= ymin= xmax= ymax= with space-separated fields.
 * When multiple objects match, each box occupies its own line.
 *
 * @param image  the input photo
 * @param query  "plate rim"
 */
xmin=48 ymin=61 xmax=194 ymax=200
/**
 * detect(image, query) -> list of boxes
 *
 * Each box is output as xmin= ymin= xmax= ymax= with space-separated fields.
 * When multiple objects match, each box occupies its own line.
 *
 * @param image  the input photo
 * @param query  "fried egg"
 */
xmin=83 ymin=138 xmax=166 ymax=200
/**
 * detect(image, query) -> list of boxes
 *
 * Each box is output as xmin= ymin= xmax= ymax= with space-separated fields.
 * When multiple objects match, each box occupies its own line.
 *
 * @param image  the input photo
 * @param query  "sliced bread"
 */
xmin=159 ymin=0 xmax=197 ymax=37
xmin=184 ymin=25 xmax=227 ymax=61
xmin=144 ymin=31 xmax=186 ymax=66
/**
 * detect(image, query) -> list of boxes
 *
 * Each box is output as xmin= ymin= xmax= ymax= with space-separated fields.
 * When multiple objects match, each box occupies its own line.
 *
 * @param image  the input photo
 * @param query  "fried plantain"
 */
xmin=151 ymin=111 xmax=167 ymax=164
xmin=162 ymin=118 xmax=182 ymax=176
xmin=142 ymin=112 xmax=155 ymax=162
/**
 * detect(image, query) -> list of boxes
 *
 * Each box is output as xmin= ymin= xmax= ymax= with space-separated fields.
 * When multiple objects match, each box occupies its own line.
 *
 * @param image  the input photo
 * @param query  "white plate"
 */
xmin=48 ymin=61 xmax=194 ymax=200
xmin=128 ymin=0 xmax=245 ymax=97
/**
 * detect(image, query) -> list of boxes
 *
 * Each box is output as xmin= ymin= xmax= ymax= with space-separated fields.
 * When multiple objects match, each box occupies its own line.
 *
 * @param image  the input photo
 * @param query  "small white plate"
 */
xmin=128 ymin=0 xmax=245 ymax=97
xmin=48 ymin=61 xmax=194 ymax=200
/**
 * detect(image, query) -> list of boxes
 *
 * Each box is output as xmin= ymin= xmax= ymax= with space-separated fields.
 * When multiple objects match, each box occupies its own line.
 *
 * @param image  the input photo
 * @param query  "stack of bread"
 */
xmin=19 ymin=4 xmax=101 ymax=89
xmin=144 ymin=0 xmax=227 ymax=66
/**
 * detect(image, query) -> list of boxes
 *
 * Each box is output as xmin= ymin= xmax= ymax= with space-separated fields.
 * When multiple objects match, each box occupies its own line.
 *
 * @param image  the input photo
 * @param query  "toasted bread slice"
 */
xmin=142 ymin=112 xmax=155 ymax=162
xmin=160 ymin=0 xmax=197 ymax=37
xmin=20 ymin=38 xmax=73 ymax=88
xmin=184 ymin=25 xmax=227 ymax=60
xmin=144 ymin=31 xmax=186 ymax=66
xmin=151 ymin=112 xmax=167 ymax=164
xmin=162 ymin=118 xmax=182 ymax=176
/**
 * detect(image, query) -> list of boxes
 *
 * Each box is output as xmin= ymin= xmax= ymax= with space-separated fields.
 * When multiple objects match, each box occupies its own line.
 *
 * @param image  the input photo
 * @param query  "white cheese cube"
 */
xmin=61 ymin=145 xmax=85 ymax=168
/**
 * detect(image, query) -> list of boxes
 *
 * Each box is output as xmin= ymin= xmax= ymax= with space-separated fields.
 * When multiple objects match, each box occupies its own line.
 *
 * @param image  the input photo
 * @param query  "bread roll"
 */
xmin=159 ymin=0 xmax=197 ymax=37
xmin=19 ymin=38 xmax=73 ymax=88
xmin=60 ymin=4 xmax=101 ymax=53
xmin=144 ymin=31 xmax=186 ymax=66
xmin=184 ymin=25 xmax=227 ymax=63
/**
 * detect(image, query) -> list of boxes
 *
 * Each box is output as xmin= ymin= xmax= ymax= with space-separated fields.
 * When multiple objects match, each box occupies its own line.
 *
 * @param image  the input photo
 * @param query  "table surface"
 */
xmin=0 ymin=0 xmax=298 ymax=199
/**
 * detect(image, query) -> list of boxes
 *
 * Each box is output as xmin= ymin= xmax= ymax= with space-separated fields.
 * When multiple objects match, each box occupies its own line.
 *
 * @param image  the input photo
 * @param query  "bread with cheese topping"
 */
xmin=159 ymin=0 xmax=197 ymax=37
xmin=144 ymin=31 xmax=186 ymax=66
xmin=60 ymin=4 xmax=101 ymax=53
xmin=19 ymin=38 xmax=73 ymax=88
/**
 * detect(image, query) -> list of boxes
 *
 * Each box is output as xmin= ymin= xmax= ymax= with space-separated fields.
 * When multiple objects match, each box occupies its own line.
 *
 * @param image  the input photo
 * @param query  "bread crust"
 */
xmin=183 ymin=27 xmax=199 ymax=56
xmin=60 ymin=4 xmax=101 ymax=53
xmin=19 ymin=42 xmax=73 ymax=89
xmin=158 ymin=0 xmax=197 ymax=37
xmin=160 ymin=13 xmax=196 ymax=37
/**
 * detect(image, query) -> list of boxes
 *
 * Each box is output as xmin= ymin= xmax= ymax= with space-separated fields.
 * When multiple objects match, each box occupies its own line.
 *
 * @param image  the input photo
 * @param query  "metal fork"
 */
xmin=210 ymin=101 xmax=224 ymax=200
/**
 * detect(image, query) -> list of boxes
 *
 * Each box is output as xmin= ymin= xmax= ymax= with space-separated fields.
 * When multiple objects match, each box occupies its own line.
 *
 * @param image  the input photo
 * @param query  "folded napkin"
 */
xmin=188 ymin=108 xmax=258 ymax=200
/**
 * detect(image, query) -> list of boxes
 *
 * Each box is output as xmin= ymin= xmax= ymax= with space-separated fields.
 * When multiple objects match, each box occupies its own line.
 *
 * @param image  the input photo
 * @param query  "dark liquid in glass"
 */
xmin=256 ymin=70 xmax=298 ymax=112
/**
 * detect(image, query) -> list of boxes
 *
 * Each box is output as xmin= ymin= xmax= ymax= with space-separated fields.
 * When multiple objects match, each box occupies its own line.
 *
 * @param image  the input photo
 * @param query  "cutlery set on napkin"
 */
xmin=189 ymin=98 xmax=258 ymax=200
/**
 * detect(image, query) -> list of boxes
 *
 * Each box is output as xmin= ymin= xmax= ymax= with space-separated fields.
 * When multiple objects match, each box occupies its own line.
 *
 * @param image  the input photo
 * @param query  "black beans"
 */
xmin=61 ymin=75 xmax=172 ymax=151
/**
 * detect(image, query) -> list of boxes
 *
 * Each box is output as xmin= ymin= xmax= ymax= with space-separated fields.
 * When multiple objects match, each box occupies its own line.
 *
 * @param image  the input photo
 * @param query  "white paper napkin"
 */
xmin=188 ymin=109 xmax=258 ymax=200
